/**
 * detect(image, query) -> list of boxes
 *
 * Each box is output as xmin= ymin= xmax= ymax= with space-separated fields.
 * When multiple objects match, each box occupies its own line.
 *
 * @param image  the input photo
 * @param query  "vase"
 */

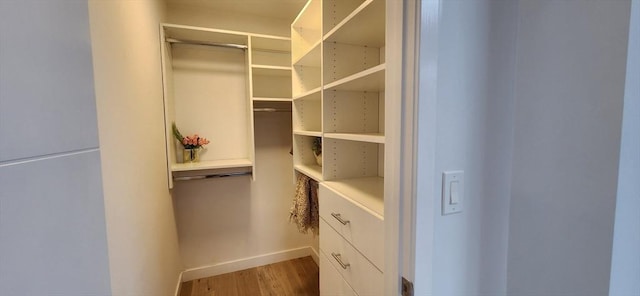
xmin=183 ymin=148 xmax=201 ymax=163
xmin=314 ymin=152 xmax=322 ymax=166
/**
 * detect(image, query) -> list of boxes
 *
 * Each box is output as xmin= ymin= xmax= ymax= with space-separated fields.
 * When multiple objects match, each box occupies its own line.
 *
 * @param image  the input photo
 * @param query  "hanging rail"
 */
xmin=253 ymin=107 xmax=291 ymax=112
xmin=173 ymin=171 xmax=252 ymax=181
xmin=166 ymin=38 xmax=248 ymax=50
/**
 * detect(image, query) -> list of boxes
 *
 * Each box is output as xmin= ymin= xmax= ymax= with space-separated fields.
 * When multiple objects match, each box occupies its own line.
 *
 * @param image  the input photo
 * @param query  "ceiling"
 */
xmin=164 ymin=0 xmax=308 ymax=21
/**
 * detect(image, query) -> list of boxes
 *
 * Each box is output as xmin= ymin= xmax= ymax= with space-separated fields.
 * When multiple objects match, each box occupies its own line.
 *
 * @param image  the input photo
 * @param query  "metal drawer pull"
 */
xmin=331 ymin=252 xmax=350 ymax=269
xmin=331 ymin=213 xmax=350 ymax=225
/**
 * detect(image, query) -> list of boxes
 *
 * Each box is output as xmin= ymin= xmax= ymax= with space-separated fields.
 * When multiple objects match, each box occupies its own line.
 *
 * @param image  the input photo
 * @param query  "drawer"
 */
xmin=320 ymin=218 xmax=383 ymax=296
xmin=320 ymin=250 xmax=357 ymax=296
xmin=319 ymin=183 xmax=384 ymax=269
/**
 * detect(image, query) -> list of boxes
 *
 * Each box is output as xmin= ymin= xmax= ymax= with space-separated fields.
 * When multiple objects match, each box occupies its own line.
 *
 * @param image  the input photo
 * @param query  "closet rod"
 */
xmin=253 ymin=108 xmax=291 ymax=112
xmin=173 ymin=171 xmax=252 ymax=181
xmin=166 ymin=38 xmax=248 ymax=50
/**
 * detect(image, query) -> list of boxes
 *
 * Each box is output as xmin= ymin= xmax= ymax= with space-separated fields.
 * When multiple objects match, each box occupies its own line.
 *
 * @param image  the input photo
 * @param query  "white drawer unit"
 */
xmin=320 ymin=250 xmax=358 ymax=296
xmin=320 ymin=218 xmax=384 ymax=296
xmin=319 ymin=183 xmax=385 ymax=270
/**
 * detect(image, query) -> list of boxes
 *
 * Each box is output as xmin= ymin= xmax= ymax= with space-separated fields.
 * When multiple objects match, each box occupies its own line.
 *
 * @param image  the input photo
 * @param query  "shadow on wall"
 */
xmin=173 ymin=176 xmax=253 ymax=266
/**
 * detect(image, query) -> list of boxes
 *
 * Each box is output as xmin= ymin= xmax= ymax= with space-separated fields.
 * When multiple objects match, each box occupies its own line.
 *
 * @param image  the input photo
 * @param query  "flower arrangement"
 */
xmin=172 ymin=123 xmax=210 ymax=149
xmin=172 ymin=123 xmax=210 ymax=163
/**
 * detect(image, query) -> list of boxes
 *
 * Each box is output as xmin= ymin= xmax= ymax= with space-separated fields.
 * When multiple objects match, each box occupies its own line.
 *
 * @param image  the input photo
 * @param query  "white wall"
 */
xmin=88 ymin=0 xmax=184 ymax=295
xmin=0 ymin=0 xmax=111 ymax=294
xmin=167 ymin=4 xmax=317 ymax=276
xmin=415 ymin=0 xmax=518 ymax=295
xmin=174 ymin=111 xmax=318 ymax=273
xmin=507 ymin=1 xmax=631 ymax=295
xmin=609 ymin=0 xmax=640 ymax=294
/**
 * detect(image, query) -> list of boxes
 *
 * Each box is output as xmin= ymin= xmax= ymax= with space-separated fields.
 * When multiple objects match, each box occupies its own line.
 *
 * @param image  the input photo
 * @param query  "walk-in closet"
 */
xmin=158 ymin=0 xmax=398 ymax=295
xmin=6 ymin=0 xmax=637 ymax=295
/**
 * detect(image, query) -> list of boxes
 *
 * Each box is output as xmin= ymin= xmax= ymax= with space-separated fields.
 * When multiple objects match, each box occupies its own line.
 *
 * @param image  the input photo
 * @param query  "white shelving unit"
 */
xmin=291 ymin=0 xmax=387 ymax=294
xmin=292 ymin=0 xmax=324 ymax=182
xmin=291 ymin=0 xmax=386 ymax=206
xmin=160 ymin=24 xmax=292 ymax=188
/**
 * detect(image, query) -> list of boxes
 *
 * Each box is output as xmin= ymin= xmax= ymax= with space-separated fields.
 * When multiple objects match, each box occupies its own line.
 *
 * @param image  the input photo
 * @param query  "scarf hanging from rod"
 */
xmin=289 ymin=173 xmax=319 ymax=235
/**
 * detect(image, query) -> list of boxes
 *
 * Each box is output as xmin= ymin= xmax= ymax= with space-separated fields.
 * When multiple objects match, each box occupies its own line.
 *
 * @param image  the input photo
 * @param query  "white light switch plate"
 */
xmin=442 ymin=171 xmax=464 ymax=215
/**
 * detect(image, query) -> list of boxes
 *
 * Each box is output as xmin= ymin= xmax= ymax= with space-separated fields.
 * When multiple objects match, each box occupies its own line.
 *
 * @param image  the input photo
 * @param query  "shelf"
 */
xmin=252 ymin=65 xmax=292 ymax=76
xmin=324 ymin=0 xmax=385 ymax=47
xmin=323 ymin=176 xmax=384 ymax=217
xmin=294 ymin=130 xmax=322 ymax=137
xmin=293 ymin=41 xmax=321 ymax=67
xmin=324 ymin=132 xmax=384 ymax=144
xmin=295 ymin=164 xmax=323 ymax=182
xmin=253 ymin=97 xmax=292 ymax=102
xmin=292 ymin=0 xmax=322 ymax=30
xmin=171 ymin=158 xmax=252 ymax=172
xmin=324 ymin=63 xmax=385 ymax=92
xmin=291 ymin=0 xmax=322 ymax=63
xmin=293 ymin=87 xmax=322 ymax=100
xmin=163 ymin=24 xmax=249 ymax=47
xmin=251 ymin=36 xmax=291 ymax=52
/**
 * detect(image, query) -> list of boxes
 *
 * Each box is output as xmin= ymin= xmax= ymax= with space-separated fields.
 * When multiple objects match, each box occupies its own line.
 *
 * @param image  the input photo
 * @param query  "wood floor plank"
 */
xmin=282 ymin=259 xmax=306 ymax=294
xmin=179 ymin=280 xmax=193 ymax=296
xmin=235 ymin=268 xmax=262 ymax=295
xmin=180 ymin=256 xmax=319 ymax=296
xmin=257 ymin=263 xmax=290 ymax=295
xmin=193 ymin=278 xmax=213 ymax=296
xmin=210 ymin=272 xmax=238 ymax=296
xmin=296 ymin=257 xmax=320 ymax=296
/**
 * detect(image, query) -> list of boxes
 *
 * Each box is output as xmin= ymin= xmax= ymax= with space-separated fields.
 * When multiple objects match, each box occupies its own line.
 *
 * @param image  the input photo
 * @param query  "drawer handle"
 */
xmin=331 ymin=213 xmax=350 ymax=225
xmin=331 ymin=252 xmax=350 ymax=269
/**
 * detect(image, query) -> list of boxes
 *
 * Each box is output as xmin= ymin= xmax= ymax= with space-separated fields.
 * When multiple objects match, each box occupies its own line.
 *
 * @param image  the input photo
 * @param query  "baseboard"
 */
xmin=181 ymin=246 xmax=315 ymax=282
xmin=174 ymin=271 xmax=183 ymax=296
xmin=309 ymin=246 xmax=319 ymax=266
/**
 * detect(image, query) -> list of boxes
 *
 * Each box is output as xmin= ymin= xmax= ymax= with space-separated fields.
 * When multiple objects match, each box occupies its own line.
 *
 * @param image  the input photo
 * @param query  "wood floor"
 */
xmin=179 ymin=256 xmax=319 ymax=296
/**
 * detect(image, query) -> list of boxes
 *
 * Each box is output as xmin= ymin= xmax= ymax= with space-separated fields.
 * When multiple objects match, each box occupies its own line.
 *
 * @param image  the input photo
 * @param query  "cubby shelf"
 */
xmin=323 ymin=0 xmax=385 ymax=47
xmin=323 ymin=176 xmax=384 ymax=217
xmin=324 ymin=132 xmax=385 ymax=144
xmin=171 ymin=158 xmax=253 ymax=172
xmin=295 ymin=164 xmax=323 ymax=182
xmin=325 ymin=63 xmax=385 ymax=92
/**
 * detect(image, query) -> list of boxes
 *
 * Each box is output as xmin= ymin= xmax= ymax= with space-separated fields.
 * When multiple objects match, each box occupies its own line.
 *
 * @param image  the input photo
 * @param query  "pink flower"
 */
xmin=181 ymin=134 xmax=210 ymax=149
